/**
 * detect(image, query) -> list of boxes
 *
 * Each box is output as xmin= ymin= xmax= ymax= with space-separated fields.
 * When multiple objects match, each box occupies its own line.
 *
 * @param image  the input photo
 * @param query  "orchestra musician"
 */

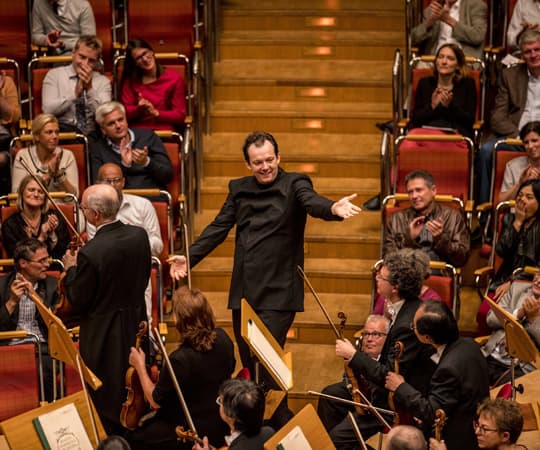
xmin=126 ymin=286 xmax=236 ymax=450
xmin=193 ymin=379 xmax=275 ymax=450
xmin=169 ymin=131 xmax=361 ymax=426
xmin=386 ymin=425 xmax=427 ymax=450
xmin=317 ymin=314 xmax=390 ymax=432
xmin=325 ymin=249 xmax=435 ymax=448
xmin=62 ymin=183 xmax=151 ymax=434
xmin=385 ymin=301 xmax=490 ymax=450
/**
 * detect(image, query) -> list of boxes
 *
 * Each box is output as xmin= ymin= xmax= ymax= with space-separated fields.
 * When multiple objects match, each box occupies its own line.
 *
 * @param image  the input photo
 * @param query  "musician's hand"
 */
xmin=192 ymin=437 xmax=210 ymax=450
xmin=429 ymin=438 xmax=447 ymax=450
xmin=62 ymin=248 xmax=78 ymax=270
xmin=331 ymin=194 xmax=361 ymax=219
xmin=335 ymin=338 xmax=356 ymax=360
xmin=168 ymin=255 xmax=188 ymax=280
xmin=385 ymin=371 xmax=404 ymax=392
xmin=129 ymin=347 xmax=146 ymax=371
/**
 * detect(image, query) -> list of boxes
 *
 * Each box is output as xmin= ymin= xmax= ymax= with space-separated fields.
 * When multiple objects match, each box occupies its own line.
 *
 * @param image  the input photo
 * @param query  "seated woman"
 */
xmin=411 ymin=43 xmax=477 ymax=139
xmin=120 ymin=38 xmax=187 ymax=131
xmin=2 ymin=174 xmax=70 ymax=259
xmin=127 ymin=286 xmax=236 ymax=450
xmin=11 ymin=113 xmax=79 ymax=198
xmin=500 ymin=121 xmax=540 ymax=203
xmin=0 ymin=71 xmax=21 ymax=194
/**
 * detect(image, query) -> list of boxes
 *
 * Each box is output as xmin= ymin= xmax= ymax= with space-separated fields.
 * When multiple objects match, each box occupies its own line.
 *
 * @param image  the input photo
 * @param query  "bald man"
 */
xmin=63 ymin=184 xmax=151 ymax=434
xmin=386 ymin=425 xmax=427 ymax=450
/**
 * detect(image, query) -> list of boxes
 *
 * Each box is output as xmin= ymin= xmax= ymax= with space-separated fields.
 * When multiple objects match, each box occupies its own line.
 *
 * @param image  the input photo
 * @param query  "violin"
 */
xmin=387 ymin=341 xmax=413 ymax=426
xmin=175 ymin=427 xmax=226 ymax=450
xmin=120 ymin=321 xmax=149 ymax=430
xmin=433 ymin=409 xmax=447 ymax=442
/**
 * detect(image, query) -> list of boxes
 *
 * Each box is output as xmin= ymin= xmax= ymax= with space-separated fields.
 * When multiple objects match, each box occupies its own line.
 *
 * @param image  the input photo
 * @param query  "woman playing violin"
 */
xmin=126 ymin=286 xmax=236 ymax=450
xmin=2 ymin=174 xmax=70 ymax=258
xmin=11 ymin=113 xmax=79 ymax=197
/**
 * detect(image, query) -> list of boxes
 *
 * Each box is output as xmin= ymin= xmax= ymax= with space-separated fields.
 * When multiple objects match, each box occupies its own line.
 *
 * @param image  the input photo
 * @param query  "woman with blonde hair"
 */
xmin=11 ymin=113 xmax=79 ymax=197
xmin=127 ymin=286 xmax=236 ymax=450
xmin=1 ymin=174 xmax=70 ymax=258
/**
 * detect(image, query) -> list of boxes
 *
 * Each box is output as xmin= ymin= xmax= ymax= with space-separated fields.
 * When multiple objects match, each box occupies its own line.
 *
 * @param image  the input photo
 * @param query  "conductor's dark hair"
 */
xmin=242 ymin=131 xmax=279 ymax=162
xmin=415 ymin=300 xmax=459 ymax=345
xmin=219 ymin=378 xmax=265 ymax=437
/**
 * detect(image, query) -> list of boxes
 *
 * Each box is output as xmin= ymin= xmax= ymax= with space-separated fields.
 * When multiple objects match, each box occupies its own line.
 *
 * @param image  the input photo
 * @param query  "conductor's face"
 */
xmin=245 ymin=140 xmax=281 ymax=185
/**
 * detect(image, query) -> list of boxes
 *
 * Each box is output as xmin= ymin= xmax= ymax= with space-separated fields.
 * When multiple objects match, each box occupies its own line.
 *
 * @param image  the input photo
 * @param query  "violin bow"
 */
xmin=183 ymin=223 xmax=191 ymax=290
xmin=17 ymin=156 xmax=82 ymax=243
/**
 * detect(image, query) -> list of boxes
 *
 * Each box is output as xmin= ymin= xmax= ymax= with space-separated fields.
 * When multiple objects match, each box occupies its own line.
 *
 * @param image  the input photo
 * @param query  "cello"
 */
xmin=120 ymin=321 xmax=149 ymax=430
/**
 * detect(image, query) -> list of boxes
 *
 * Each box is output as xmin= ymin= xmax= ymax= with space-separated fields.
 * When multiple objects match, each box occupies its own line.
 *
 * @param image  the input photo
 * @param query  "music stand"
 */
xmin=240 ymin=299 xmax=293 ymax=419
xmin=485 ymin=296 xmax=540 ymax=399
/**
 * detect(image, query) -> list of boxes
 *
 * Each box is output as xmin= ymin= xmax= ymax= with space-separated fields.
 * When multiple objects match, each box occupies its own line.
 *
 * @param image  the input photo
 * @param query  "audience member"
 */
xmin=429 ymin=398 xmax=526 ymax=450
xmin=62 ymin=183 xmax=151 ymax=434
xmin=2 ymin=175 xmax=70 ymax=259
xmin=0 ymin=238 xmax=59 ymax=401
xmin=411 ymin=43 xmax=476 ymax=138
xmin=477 ymin=29 xmax=540 ymax=205
xmin=194 ymin=379 xmax=275 ymax=450
xmin=0 ymin=71 xmax=21 ymax=194
xmin=411 ymin=0 xmax=487 ymax=60
xmin=31 ymin=0 xmax=96 ymax=55
xmin=383 ymin=170 xmax=470 ymax=268
xmin=482 ymin=270 xmax=540 ymax=385
xmin=11 ymin=113 xmax=79 ymax=198
xmin=126 ymin=286 xmax=236 ymax=450
xmin=317 ymin=314 xmax=390 ymax=433
xmin=386 ymin=425 xmax=427 ymax=450
xmin=42 ymin=35 xmax=111 ymax=135
xmin=120 ymin=38 xmax=186 ymax=131
xmin=87 ymin=162 xmax=163 ymax=322
xmin=373 ymin=249 xmax=441 ymax=315
xmin=324 ymin=250 xmax=435 ymax=448
xmin=385 ymin=301 xmax=490 ymax=450
xmin=91 ymin=101 xmax=173 ymax=190
xmin=507 ymin=0 xmax=540 ymax=50
xmin=500 ymin=121 xmax=540 ymax=202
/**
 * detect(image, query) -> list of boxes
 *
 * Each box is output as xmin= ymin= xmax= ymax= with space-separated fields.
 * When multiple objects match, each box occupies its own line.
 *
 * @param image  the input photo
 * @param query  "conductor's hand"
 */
xmin=331 ymin=194 xmax=362 ymax=219
xmin=335 ymin=338 xmax=356 ymax=361
xmin=192 ymin=436 xmax=210 ymax=450
xmin=168 ymin=255 xmax=187 ymax=280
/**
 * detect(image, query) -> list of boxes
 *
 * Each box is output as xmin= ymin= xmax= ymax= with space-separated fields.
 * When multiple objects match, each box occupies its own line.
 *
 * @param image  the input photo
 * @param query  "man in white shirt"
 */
xmin=86 ymin=162 xmax=163 ymax=322
xmin=42 ymin=35 xmax=111 ymax=135
xmin=507 ymin=0 xmax=540 ymax=49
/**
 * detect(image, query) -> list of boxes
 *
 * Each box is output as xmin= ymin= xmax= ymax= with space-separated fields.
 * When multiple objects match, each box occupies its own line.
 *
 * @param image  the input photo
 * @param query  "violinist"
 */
xmin=384 ymin=301 xmax=489 ymax=450
xmin=2 ymin=174 xmax=70 ymax=259
xmin=0 ymin=238 xmax=58 ymax=401
xmin=317 ymin=314 xmax=389 ymax=432
xmin=126 ymin=286 xmax=236 ymax=450
xmin=62 ymin=184 xmax=151 ymax=434
xmin=386 ymin=425 xmax=427 ymax=450
xmin=193 ymin=379 xmax=275 ymax=450
xmin=325 ymin=249 xmax=435 ymax=449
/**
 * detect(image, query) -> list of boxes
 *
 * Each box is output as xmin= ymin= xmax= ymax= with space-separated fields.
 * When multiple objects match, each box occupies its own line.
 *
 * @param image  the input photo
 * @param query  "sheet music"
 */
xmin=277 ymin=425 xmax=312 ymax=450
xmin=247 ymin=319 xmax=292 ymax=389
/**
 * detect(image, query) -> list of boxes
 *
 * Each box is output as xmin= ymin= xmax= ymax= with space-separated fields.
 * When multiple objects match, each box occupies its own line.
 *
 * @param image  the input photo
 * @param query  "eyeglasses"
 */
xmin=26 ymin=257 xmax=49 ymax=265
xmin=99 ymin=177 xmax=123 ymax=185
xmin=473 ymin=421 xmax=498 ymax=434
xmin=376 ymin=272 xmax=391 ymax=283
xmin=134 ymin=49 xmax=154 ymax=63
xmin=361 ymin=331 xmax=387 ymax=339
xmin=215 ymin=396 xmax=223 ymax=406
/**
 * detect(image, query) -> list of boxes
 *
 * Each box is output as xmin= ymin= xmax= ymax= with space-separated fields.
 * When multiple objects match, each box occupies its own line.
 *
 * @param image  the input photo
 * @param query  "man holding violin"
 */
xmin=0 ymin=238 xmax=58 ymax=401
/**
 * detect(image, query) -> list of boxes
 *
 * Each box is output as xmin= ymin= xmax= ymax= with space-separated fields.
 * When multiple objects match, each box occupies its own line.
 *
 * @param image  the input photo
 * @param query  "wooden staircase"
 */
xmin=188 ymin=0 xmax=406 ymax=412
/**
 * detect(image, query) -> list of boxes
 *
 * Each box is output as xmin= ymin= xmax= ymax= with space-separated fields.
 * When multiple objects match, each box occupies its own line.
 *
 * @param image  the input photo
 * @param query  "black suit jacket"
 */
xmin=0 ymin=271 xmax=58 ymax=338
xmin=189 ymin=168 xmax=342 ymax=311
xmin=349 ymin=298 xmax=435 ymax=408
xmin=394 ymin=338 xmax=490 ymax=450
xmin=64 ymin=220 xmax=151 ymax=427
xmin=229 ymin=426 xmax=275 ymax=450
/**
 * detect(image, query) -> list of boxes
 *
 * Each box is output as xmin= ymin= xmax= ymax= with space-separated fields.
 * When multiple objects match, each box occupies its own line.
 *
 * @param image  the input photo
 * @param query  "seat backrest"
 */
xmin=0 ymin=1 xmax=29 ymax=64
xmin=90 ymin=0 xmax=114 ymax=71
xmin=0 ymin=339 xmax=41 ymax=421
xmin=491 ymin=146 xmax=526 ymax=206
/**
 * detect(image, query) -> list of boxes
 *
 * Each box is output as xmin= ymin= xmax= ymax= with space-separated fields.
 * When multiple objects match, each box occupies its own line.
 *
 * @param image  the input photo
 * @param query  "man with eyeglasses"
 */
xmin=42 ymin=35 xmax=111 ymax=135
xmin=430 ymin=398 xmax=525 ymax=450
xmin=86 ymin=162 xmax=162 ymax=323
xmin=0 ymin=238 xmax=58 ymax=401
xmin=385 ymin=300 xmax=489 ymax=450
xmin=91 ymin=101 xmax=173 ymax=191
xmin=321 ymin=249 xmax=435 ymax=448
